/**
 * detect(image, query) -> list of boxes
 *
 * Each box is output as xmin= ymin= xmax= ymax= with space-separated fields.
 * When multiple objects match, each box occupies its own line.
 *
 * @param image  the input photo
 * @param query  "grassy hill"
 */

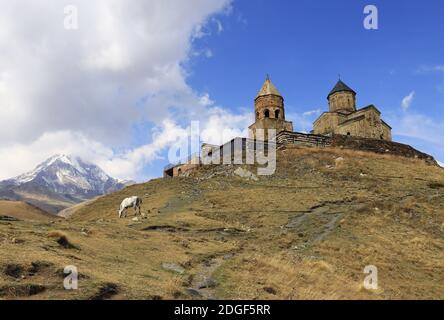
xmin=0 ymin=200 xmax=54 ymax=222
xmin=0 ymin=147 xmax=443 ymax=300
xmin=0 ymin=187 xmax=78 ymax=214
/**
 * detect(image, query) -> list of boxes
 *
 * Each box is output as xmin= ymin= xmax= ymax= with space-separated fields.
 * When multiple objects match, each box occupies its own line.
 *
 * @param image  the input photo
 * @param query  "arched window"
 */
xmin=380 ymin=134 xmax=384 ymax=140
xmin=275 ymin=110 xmax=280 ymax=119
xmin=256 ymin=112 xmax=259 ymax=120
xmin=264 ymin=109 xmax=270 ymax=118
xmin=347 ymin=132 xmax=351 ymax=136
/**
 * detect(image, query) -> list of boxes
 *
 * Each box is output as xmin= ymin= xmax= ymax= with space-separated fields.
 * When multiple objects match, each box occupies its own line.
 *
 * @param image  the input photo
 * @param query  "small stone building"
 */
xmin=313 ymin=80 xmax=392 ymax=141
xmin=163 ymin=154 xmax=201 ymax=178
xmin=248 ymin=77 xmax=293 ymax=140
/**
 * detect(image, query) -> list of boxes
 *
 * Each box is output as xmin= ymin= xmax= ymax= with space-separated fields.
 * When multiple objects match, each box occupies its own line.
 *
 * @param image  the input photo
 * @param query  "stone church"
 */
xmin=313 ymin=80 xmax=392 ymax=141
xmin=249 ymin=77 xmax=392 ymax=141
xmin=164 ymin=77 xmax=437 ymax=178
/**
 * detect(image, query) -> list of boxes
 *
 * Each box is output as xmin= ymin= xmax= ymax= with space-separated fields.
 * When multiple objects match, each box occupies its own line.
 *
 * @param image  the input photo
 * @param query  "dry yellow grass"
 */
xmin=0 ymin=147 xmax=443 ymax=300
xmin=0 ymin=200 xmax=53 ymax=221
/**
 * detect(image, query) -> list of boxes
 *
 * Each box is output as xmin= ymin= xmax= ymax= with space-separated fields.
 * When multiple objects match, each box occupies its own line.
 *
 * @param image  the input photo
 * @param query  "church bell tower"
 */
xmin=249 ymin=76 xmax=294 ymax=140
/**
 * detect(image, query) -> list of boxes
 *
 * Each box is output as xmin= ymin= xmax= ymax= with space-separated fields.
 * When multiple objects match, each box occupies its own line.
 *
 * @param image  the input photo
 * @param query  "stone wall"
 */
xmin=276 ymin=131 xmax=332 ymax=147
xmin=164 ymin=132 xmax=437 ymax=178
xmin=249 ymin=118 xmax=294 ymax=140
xmin=205 ymin=138 xmax=276 ymax=163
xmin=164 ymin=161 xmax=201 ymax=178
xmin=313 ymin=106 xmax=392 ymax=141
xmin=328 ymin=91 xmax=356 ymax=113
xmin=313 ymin=112 xmax=345 ymax=135
xmin=336 ymin=107 xmax=392 ymax=141
xmin=331 ymin=134 xmax=436 ymax=163
xmin=250 ymin=92 xmax=293 ymax=140
xmin=255 ymin=95 xmax=285 ymax=121
xmin=276 ymin=131 xmax=436 ymax=164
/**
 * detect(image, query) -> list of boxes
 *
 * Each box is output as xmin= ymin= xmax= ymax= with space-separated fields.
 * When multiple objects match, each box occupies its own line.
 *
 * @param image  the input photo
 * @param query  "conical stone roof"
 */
xmin=256 ymin=78 xmax=282 ymax=99
xmin=328 ymin=80 xmax=356 ymax=98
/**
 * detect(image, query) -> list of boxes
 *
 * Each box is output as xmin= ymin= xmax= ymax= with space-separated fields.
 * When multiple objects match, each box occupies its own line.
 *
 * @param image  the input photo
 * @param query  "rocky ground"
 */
xmin=0 ymin=147 xmax=443 ymax=300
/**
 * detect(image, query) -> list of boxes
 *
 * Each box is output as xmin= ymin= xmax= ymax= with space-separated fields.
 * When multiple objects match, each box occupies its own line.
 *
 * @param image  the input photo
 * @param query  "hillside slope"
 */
xmin=0 ymin=200 xmax=54 ymax=222
xmin=0 ymin=147 xmax=443 ymax=300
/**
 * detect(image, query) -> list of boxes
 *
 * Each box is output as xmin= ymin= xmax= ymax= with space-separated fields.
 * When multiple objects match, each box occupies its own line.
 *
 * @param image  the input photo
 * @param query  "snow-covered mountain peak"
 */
xmin=2 ymin=154 xmax=130 ymax=197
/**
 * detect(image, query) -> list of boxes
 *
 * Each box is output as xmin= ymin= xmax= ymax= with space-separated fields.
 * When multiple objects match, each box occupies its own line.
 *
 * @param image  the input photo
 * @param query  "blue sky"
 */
xmin=145 ymin=0 xmax=444 ymax=178
xmin=190 ymin=0 xmax=444 ymax=113
xmin=179 ymin=0 xmax=444 ymax=173
xmin=1 ymin=0 xmax=443 ymax=181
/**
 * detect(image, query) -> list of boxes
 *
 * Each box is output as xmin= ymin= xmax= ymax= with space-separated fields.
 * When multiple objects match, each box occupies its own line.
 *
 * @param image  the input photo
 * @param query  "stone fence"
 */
xmin=164 ymin=132 xmax=438 ymax=177
xmin=331 ymin=134 xmax=436 ymax=163
xmin=275 ymin=131 xmax=332 ymax=147
xmin=276 ymin=131 xmax=436 ymax=164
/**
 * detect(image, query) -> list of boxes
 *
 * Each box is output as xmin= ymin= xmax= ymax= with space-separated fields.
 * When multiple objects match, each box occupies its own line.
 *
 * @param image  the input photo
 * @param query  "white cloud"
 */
xmin=287 ymin=109 xmax=322 ymax=133
xmin=0 ymin=131 xmax=112 ymax=180
xmin=213 ymin=19 xmax=224 ymax=33
xmin=401 ymin=91 xmax=415 ymax=110
xmin=302 ymin=109 xmax=321 ymax=117
xmin=0 ymin=107 xmax=252 ymax=181
xmin=390 ymin=112 xmax=444 ymax=147
xmin=200 ymin=108 xmax=253 ymax=146
xmin=108 ymin=107 xmax=252 ymax=179
xmin=416 ymin=65 xmax=444 ymax=73
xmin=98 ymin=120 xmax=190 ymax=179
xmin=0 ymin=0 xmax=232 ymax=180
xmin=388 ymin=112 xmax=444 ymax=165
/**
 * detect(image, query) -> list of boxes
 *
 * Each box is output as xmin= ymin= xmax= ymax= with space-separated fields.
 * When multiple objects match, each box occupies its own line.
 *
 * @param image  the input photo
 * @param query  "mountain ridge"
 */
xmin=0 ymin=154 xmax=134 ymax=214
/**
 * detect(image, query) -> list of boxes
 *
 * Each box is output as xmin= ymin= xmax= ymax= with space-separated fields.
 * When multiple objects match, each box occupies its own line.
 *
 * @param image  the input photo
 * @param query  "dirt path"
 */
xmin=188 ymin=256 xmax=226 ymax=300
xmin=285 ymin=203 xmax=346 ymax=248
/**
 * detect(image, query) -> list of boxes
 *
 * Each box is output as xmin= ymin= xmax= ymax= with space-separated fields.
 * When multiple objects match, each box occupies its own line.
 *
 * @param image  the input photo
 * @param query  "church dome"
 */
xmin=328 ymin=80 xmax=356 ymax=99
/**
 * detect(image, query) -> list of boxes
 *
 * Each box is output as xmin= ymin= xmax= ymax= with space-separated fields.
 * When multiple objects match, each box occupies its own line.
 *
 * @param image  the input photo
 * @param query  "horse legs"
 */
xmin=142 ymin=208 xmax=145 ymax=218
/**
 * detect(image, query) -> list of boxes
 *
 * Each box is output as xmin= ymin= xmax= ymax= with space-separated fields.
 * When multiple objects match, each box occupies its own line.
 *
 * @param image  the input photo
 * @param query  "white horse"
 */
xmin=119 ymin=196 xmax=144 ymax=218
